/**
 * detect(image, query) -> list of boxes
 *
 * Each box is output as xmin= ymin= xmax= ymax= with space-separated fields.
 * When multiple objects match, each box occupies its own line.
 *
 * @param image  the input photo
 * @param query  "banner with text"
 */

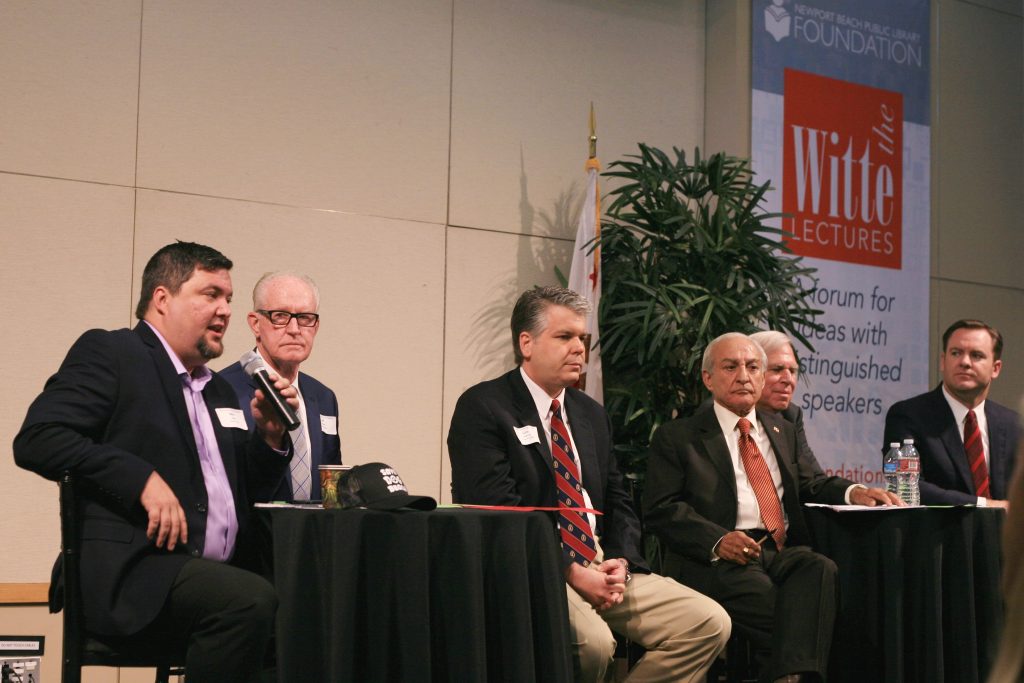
xmin=752 ymin=0 xmax=930 ymax=484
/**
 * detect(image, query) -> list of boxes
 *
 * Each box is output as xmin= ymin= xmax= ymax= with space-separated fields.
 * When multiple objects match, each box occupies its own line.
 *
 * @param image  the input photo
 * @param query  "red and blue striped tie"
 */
xmin=550 ymin=399 xmax=597 ymax=567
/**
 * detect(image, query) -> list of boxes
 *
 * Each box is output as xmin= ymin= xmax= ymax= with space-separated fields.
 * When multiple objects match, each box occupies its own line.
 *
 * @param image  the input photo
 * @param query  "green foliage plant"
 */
xmin=596 ymin=144 xmax=821 ymax=482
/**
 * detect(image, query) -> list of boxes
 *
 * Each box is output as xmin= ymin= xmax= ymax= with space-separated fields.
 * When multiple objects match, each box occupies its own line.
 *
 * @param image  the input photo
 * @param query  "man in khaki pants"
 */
xmin=448 ymin=286 xmax=730 ymax=682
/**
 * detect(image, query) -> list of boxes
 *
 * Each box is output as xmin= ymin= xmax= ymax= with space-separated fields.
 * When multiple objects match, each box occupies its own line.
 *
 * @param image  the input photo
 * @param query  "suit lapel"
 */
xmin=761 ymin=411 xmax=798 ymax=490
xmin=301 ymin=377 xmax=324 ymax=469
xmin=507 ymin=371 xmax=557 ymax=480
xmin=931 ymin=387 xmax=976 ymax=492
xmin=760 ymin=410 xmax=802 ymax=517
xmin=697 ymin=409 xmax=739 ymax=500
xmin=565 ymin=391 xmax=600 ymax=496
xmin=986 ymin=402 xmax=1008 ymax=498
xmin=136 ymin=325 xmax=201 ymax=476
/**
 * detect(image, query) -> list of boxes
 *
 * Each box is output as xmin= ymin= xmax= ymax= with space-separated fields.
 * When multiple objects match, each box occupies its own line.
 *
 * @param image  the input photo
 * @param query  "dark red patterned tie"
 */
xmin=737 ymin=418 xmax=786 ymax=548
xmin=964 ymin=409 xmax=990 ymax=497
xmin=550 ymin=399 xmax=597 ymax=567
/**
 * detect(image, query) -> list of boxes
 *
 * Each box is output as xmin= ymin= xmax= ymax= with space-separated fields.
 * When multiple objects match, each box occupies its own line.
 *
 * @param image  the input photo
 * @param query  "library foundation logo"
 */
xmin=764 ymin=1 xmax=792 ymax=42
xmin=782 ymin=69 xmax=903 ymax=269
xmin=766 ymin=1 xmax=924 ymax=67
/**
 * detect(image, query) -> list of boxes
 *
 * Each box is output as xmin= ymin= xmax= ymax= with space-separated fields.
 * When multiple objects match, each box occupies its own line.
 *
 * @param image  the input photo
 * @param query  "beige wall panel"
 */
xmin=133 ymin=190 xmax=446 ymax=498
xmin=449 ymin=0 xmax=705 ymax=237
xmin=136 ymin=0 xmax=452 ymax=224
xmin=934 ymin=279 xmax=1024 ymax=408
xmin=0 ymin=1 xmax=140 ymax=185
xmin=933 ymin=0 xmax=1023 ymax=289
xmin=705 ymin=0 xmax=753 ymax=157
xmin=439 ymin=226 xmax=574 ymax=503
xmin=0 ymin=174 xmax=135 ymax=582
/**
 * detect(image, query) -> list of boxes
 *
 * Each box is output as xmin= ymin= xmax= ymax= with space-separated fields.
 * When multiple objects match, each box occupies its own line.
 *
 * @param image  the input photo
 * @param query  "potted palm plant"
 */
xmin=596 ymin=144 xmax=821 ymax=484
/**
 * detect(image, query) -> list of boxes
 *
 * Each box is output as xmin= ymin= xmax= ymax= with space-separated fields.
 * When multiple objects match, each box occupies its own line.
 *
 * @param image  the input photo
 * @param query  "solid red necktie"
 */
xmin=737 ymin=418 xmax=786 ymax=548
xmin=550 ymin=399 xmax=597 ymax=567
xmin=964 ymin=409 xmax=990 ymax=497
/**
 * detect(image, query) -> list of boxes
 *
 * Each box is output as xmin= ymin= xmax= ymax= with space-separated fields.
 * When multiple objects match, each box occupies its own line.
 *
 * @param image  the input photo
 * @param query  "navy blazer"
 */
xmin=221 ymin=360 xmax=341 ymax=501
xmin=447 ymin=369 xmax=648 ymax=572
xmin=883 ymin=385 xmax=1020 ymax=504
xmin=644 ymin=403 xmax=851 ymax=564
xmin=13 ymin=324 xmax=288 ymax=636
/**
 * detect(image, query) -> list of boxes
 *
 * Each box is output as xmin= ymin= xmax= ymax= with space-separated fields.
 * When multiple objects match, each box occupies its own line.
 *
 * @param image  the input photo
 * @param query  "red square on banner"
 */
xmin=782 ymin=69 xmax=903 ymax=269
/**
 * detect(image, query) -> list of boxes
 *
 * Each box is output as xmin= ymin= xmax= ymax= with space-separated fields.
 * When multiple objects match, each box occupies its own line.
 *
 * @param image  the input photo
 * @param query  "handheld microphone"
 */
xmin=240 ymin=350 xmax=301 ymax=431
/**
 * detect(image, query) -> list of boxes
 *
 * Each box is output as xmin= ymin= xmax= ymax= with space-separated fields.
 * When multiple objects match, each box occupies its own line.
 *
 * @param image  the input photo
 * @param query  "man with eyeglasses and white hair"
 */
xmin=222 ymin=272 xmax=342 ymax=502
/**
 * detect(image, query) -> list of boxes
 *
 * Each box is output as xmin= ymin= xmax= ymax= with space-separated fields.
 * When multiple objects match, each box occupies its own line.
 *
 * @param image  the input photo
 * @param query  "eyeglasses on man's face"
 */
xmin=257 ymin=310 xmax=320 ymax=327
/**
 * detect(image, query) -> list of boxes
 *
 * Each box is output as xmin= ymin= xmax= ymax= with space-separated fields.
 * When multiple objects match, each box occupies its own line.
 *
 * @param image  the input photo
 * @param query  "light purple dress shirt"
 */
xmin=145 ymin=322 xmax=238 ymax=561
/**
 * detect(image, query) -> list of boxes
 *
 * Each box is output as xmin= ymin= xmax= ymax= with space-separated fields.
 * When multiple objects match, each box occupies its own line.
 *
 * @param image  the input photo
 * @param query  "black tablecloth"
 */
xmin=806 ymin=506 xmax=1004 ymax=683
xmin=267 ymin=507 xmax=573 ymax=683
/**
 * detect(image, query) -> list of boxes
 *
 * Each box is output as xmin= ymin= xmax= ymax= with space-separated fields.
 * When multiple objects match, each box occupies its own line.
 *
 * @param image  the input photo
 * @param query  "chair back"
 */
xmin=59 ymin=471 xmax=84 ymax=682
xmin=57 ymin=471 xmax=182 ymax=683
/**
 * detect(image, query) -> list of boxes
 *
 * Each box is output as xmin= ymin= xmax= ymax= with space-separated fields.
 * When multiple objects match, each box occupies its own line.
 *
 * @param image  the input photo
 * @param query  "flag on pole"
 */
xmin=567 ymin=155 xmax=603 ymax=404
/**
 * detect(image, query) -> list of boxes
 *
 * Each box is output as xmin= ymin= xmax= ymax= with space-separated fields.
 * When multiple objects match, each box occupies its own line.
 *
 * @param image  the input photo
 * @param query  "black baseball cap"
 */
xmin=337 ymin=463 xmax=437 ymax=511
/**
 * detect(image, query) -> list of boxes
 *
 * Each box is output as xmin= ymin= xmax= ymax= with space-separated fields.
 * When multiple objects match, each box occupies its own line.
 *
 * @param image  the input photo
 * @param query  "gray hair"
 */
xmin=252 ymin=271 xmax=321 ymax=311
xmin=749 ymin=330 xmax=793 ymax=358
xmin=702 ymin=332 xmax=767 ymax=374
xmin=510 ymin=286 xmax=592 ymax=365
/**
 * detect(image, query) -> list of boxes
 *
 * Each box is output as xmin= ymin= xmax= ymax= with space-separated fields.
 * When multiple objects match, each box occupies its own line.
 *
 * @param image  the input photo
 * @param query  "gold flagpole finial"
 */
xmin=588 ymin=102 xmax=597 ymax=159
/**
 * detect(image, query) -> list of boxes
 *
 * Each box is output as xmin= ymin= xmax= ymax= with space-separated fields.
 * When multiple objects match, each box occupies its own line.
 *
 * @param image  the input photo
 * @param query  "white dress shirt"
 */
xmin=712 ymin=402 xmax=789 ymax=532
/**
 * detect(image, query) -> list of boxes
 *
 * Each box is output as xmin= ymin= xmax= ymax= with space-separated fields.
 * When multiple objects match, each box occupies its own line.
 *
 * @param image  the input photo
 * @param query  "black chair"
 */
xmin=59 ymin=471 xmax=186 ymax=683
xmin=706 ymin=630 xmax=759 ymax=683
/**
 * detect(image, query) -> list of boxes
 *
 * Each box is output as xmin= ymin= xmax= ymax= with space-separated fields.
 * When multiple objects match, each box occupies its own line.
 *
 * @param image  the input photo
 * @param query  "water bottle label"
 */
xmin=899 ymin=459 xmax=920 ymax=473
xmin=883 ymin=463 xmax=898 ymax=473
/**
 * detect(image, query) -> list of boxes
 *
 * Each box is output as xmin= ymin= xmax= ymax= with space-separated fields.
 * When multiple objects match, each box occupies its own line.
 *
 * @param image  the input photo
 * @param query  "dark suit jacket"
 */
xmin=13 ymin=324 xmax=288 ymax=636
xmin=643 ymin=403 xmax=851 ymax=565
xmin=779 ymin=404 xmax=859 ymax=501
xmin=883 ymin=385 xmax=1020 ymax=504
xmin=447 ymin=368 xmax=648 ymax=572
xmin=221 ymin=360 xmax=341 ymax=501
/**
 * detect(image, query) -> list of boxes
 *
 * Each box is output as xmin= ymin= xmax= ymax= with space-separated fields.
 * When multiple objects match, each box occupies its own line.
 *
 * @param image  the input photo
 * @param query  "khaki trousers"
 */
xmin=566 ymin=546 xmax=730 ymax=683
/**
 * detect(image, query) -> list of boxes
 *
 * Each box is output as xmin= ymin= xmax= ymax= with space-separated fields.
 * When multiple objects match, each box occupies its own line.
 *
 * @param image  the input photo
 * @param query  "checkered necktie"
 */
xmin=289 ymin=418 xmax=311 ymax=500
xmin=550 ymin=400 xmax=597 ymax=567
xmin=964 ymin=409 xmax=990 ymax=497
xmin=737 ymin=418 xmax=786 ymax=548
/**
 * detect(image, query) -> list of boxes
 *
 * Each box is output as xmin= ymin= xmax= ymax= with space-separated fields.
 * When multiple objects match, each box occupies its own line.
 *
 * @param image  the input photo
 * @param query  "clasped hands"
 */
xmin=139 ymin=371 xmax=299 ymax=551
xmin=566 ymin=558 xmax=630 ymax=612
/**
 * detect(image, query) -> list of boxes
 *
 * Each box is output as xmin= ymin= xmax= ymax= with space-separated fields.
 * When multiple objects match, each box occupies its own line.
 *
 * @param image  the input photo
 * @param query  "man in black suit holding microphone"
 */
xmin=14 ymin=241 xmax=298 ymax=683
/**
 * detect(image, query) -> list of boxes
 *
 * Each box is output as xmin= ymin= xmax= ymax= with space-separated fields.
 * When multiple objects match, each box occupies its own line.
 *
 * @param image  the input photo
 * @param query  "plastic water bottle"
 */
xmin=898 ymin=438 xmax=921 ymax=506
xmin=883 ymin=442 xmax=900 ymax=495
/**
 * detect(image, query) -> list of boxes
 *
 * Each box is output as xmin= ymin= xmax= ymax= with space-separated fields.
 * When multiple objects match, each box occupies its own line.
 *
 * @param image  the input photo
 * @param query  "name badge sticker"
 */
xmin=215 ymin=408 xmax=248 ymax=430
xmin=514 ymin=425 xmax=540 ymax=446
xmin=320 ymin=415 xmax=338 ymax=435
